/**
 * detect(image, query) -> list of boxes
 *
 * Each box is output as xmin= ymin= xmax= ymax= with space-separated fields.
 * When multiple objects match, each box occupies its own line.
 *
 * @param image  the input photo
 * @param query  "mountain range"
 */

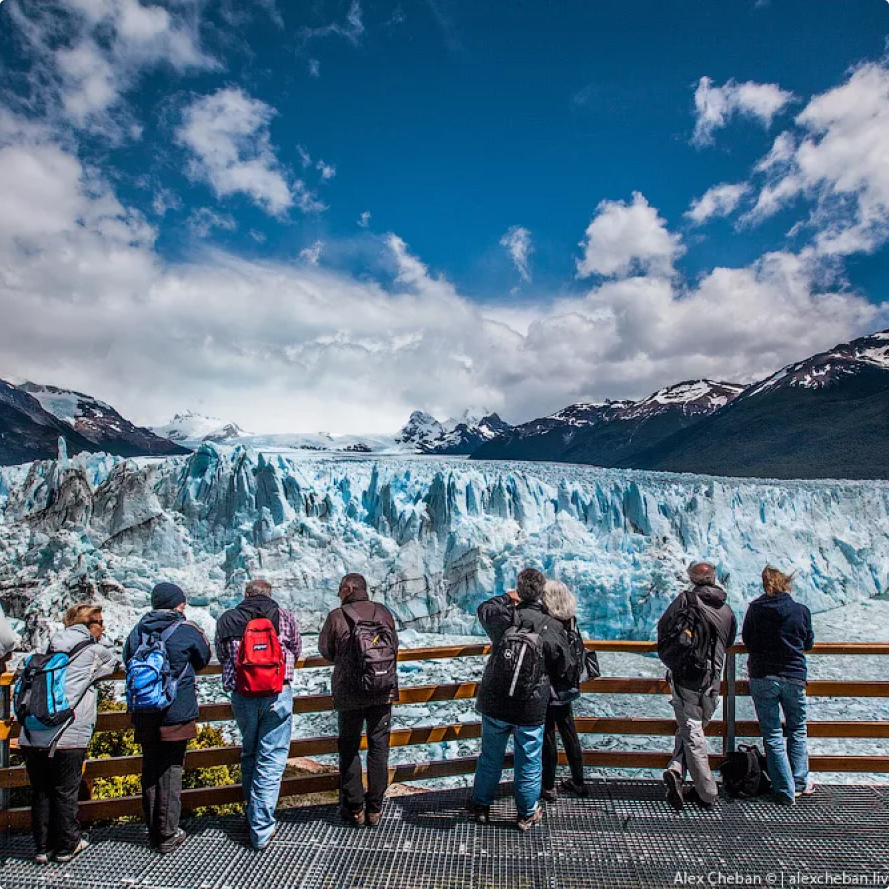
xmin=1 ymin=328 xmax=887 ymax=478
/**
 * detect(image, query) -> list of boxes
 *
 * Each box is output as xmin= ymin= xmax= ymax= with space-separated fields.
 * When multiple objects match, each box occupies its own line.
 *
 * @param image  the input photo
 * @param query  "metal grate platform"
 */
xmin=4 ymin=780 xmax=889 ymax=888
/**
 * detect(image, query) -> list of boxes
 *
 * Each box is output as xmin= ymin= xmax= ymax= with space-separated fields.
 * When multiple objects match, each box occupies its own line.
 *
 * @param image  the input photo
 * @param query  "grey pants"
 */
xmin=667 ymin=679 xmax=720 ymax=804
xmin=141 ymin=740 xmax=187 ymax=846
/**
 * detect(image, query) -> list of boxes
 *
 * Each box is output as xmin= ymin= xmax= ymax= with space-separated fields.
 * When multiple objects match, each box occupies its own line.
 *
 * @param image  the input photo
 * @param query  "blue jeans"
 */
xmin=749 ymin=676 xmax=808 ymax=802
xmin=231 ymin=686 xmax=293 ymax=847
xmin=472 ymin=715 xmax=544 ymax=819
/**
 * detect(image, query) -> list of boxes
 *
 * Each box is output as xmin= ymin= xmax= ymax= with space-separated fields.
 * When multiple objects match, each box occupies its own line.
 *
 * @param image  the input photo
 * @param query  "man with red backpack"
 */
xmin=319 ymin=573 xmax=399 ymax=828
xmin=215 ymin=578 xmax=302 ymax=850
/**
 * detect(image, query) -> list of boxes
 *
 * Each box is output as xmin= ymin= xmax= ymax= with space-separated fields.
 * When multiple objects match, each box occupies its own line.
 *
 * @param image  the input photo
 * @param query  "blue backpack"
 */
xmin=14 ymin=639 xmax=96 ymax=745
xmin=125 ymin=623 xmax=188 ymax=712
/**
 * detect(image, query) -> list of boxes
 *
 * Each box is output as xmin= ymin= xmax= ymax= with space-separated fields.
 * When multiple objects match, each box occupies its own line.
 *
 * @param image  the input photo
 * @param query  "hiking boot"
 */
xmin=663 ymin=770 xmax=685 ymax=811
xmin=684 ymin=787 xmax=714 ymax=810
xmin=795 ymin=778 xmax=816 ymax=798
xmin=340 ymin=807 xmax=365 ymax=827
xmin=466 ymin=799 xmax=491 ymax=824
xmin=559 ymin=779 xmax=589 ymax=798
xmin=540 ymin=788 xmax=557 ymax=803
xmin=516 ymin=806 xmax=543 ymax=832
xmin=33 ymin=851 xmax=51 ymax=865
xmin=158 ymin=828 xmax=187 ymax=854
xmin=53 ymin=836 xmax=90 ymax=862
xmin=366 ymin=811 xmax=382 ymax=828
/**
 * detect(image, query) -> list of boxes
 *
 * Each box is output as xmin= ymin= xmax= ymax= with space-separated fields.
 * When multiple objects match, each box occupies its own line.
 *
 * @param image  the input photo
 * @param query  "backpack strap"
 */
xmin=157 ymin=621 xmax=191 ymax=683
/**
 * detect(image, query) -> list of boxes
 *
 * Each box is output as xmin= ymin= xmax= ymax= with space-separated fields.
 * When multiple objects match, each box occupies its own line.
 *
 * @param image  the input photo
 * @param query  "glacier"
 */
xmin=0 ymin=443 xmax=887 ymax=648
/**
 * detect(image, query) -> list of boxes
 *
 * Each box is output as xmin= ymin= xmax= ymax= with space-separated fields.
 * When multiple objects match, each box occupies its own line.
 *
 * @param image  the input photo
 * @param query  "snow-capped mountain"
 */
xmin=472 ymin=380 xmax=743 ymax=466
xmin=635 ymin=330 xmax=889 ymax=479
xmin=423 ymin=410 xmax=513 ymax=455
xmin=152 ymin=411 xmax=248 ymax=445
xmin=18 ymin=383 xmax=188 ymax=460
xmin=396 ymin=411 xmax=447 ymax=448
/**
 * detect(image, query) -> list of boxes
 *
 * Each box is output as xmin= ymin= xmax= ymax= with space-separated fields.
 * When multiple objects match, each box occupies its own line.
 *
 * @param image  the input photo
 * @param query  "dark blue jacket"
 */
xmin=742 ymin=593 xmax=814 ymax=682
xmin=124 ymin=610 xmax=211 ymax=726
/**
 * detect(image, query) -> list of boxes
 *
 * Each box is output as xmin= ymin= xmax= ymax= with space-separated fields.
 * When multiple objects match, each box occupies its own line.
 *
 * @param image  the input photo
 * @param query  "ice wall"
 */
xmin=1 ymin=445 xmax=887 ymax=645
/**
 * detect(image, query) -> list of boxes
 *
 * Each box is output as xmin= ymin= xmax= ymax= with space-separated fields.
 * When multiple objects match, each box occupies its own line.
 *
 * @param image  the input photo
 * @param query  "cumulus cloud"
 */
xmin=692 ymin=75 xmax=794 ymax=147
xmin=5 ymin=0 xmax=215 ymax=135
xmin=745 ymin=62 xmax=889 ymax=258
xmin=358 ymin=210 xmax=372 ymax=228
xmin=499 ymin=226 xmax=533 ymax=282
xmin=177 ymin=87 xmax=317 ymax=216
xmin=0 ymin=138 xmax=883 ymax=434
xmin=577 ymin=193 xmax=685 ymax=279
xmin=316 ymin=160 xmax=336 ymax=181
xmin=298 ymin=240 xmax=324 ymax=265
xmin=686 ymin=182 xmax=750 ymax=225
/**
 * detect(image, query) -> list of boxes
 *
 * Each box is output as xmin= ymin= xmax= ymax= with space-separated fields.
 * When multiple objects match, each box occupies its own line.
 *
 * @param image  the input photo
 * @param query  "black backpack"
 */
xmin=489 ymin=608 xmax=544 ymax=701
xmin=342 ymin=603 xmax=398 ymax=696
xmin=719 ymin=744 xmax=771 ymax=798
xmin=657 ymin=588 xmax=717 ymax=687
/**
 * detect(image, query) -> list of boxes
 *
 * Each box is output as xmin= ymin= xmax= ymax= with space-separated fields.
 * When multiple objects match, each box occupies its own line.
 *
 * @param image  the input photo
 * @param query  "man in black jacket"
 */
xmin=469 ymin=568 xmax=570 ymax=832
xmin=124 ymin=582 xmax=211 ymax=853
xmin=658 ymin=562 xmax=737 ymax=811
xmin=319 ymin=573 xmax=398 ymax=828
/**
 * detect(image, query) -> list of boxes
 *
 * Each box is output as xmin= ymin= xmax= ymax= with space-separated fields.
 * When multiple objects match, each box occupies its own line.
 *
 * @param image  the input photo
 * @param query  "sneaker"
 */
xmin=158 ymin=828 xmax=187 ymax=854
xmin=366 ymin=811 xmax=382 ymax=828
xmin=466 ymin=799 xmax=491 ymax=824
xmin=33 ymin=851 xmax=50 ymax=865
xmin=53 ymin=836 xmax=90 ymax=862
xmin=559 ymin=779 xmax=589 ymax=798
xmin=340 ymin=807 xmax=365 ymax=828
xmin=540 ymin=788 xmax=557 ymax=803
xmin=516 ymin=806 xmax=543 ymax=833
xmin=795 ymin=779 xmax=816 ymax=798
xmin=254 ymin=821 xmax=279 ymax=851
xmin=663 ymin=769 xmax=685 ymax=811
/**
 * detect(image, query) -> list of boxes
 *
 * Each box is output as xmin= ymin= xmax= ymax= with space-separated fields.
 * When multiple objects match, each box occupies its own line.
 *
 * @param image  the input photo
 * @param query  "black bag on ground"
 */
xmin=719 ymin=744 xmax=771 ymax=798
xmin=657 ymin=588 xmax=716 ymax=687
xmin=342 ymin=603 xmax=398 ymax=696
xmin=489 ymin=608 xmax=544 ymax=701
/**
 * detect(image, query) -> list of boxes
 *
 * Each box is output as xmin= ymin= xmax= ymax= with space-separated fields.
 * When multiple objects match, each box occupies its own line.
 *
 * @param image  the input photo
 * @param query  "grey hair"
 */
xmin=543 ymin=580 xmax=576 ymax=621
xmin=245 ymin=578 xmax=273 ymax=597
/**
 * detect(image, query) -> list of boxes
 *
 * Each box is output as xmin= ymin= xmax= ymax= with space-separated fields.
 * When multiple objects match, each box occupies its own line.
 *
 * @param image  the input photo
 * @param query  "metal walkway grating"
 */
xmin=4 ymin=780 xmax=889 ymax=888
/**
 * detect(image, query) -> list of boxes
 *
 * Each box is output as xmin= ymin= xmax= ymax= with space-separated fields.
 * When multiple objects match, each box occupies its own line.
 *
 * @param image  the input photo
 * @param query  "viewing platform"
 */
xmin=3 ymin=640 xmax=889 ymax=887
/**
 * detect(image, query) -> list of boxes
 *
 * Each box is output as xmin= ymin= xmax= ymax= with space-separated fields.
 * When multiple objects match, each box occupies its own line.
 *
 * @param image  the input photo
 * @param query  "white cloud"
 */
xmin=6 ymin=0 xmax=215 ymax=135
xmin=298 ymin=240 xmax=324 ymax=265
xmin=577 ymin=192 xmax=684 ymax=279
xmin=177 ymin=87 xmax=309 ymax=216
xmin=0 ymin=140 xmax=883 ymax=434
xmin=686 ymin=182 xmax=750 ymax=225
xmin=188 ymin=208 xmax=236 ymax=238
xmin=746 ymin=62 xmax=889 ymax=257
xmin=692 ymin=75 xmax=794 ymax=147
xmin=316 ymin=160 xmax=336 ymax=181
xmin=499 ymin=226 xmax=533 ymax=282
xmin=358 ymin=210 xmax=372 ymax=228
xmin=300 ymin=1 xmax=364 ymax=46
xmin=308 ymin=58 xmax=321 ymax=78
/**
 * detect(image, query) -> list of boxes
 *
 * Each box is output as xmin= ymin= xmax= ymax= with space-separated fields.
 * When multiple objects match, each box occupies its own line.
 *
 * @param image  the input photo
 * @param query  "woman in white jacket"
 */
xmin=18 ymin=604 xmax=120 ymax=863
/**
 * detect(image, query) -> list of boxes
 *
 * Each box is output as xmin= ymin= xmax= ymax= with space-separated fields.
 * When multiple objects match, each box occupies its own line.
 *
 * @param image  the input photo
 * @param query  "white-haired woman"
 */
xmin=540 ymin=580 xmax=591 ymax=800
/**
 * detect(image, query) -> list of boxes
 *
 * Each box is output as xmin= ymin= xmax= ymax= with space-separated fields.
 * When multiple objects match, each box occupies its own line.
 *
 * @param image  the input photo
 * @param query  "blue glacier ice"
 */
xmin=0 ymin=445 xmax=887 ymax=645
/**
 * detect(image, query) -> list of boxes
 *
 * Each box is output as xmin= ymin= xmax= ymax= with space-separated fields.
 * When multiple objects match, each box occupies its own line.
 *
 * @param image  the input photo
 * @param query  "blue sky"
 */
xmin=0 ymin=0 xmax=888 ymax=432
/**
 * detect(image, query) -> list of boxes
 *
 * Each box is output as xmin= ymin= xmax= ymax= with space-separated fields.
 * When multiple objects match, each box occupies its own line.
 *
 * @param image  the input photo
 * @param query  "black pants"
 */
xmin=25 ymin=748 xmax=87 ymax=855
xmin=140 ymin=739 xmax=188 ymax=845
xmin=542 ymin=702 xmax=585 ymax=791
xmin=337 ymin=704 xmax=392 ymax=815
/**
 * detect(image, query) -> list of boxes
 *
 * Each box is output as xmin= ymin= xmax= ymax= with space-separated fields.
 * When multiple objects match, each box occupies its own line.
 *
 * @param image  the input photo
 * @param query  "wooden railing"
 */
xmin=2 ymin=640 xmax=889 ymax=829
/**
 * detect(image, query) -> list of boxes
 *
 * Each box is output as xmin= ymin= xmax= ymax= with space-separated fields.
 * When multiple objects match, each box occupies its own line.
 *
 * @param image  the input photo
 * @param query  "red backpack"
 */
xmin=235 ymin=618 xmax=285 ymax=696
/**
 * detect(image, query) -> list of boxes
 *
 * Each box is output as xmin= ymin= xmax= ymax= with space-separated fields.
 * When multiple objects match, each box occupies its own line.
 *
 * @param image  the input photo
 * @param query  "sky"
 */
xmin=1 ymin=0 xmax=888 ymax=434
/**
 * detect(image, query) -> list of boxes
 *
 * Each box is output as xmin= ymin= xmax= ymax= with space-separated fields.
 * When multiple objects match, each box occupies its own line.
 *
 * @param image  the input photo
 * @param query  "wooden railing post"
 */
xmin=723 ymin=651 xmax=736 ymax=755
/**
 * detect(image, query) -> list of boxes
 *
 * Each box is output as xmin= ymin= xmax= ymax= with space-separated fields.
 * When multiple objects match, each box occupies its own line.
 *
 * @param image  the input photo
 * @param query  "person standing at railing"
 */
xmin=215 ymin=578 xmax=302 ymax=850
xmin=319 ymin=573 xmax=399 ymax=828
xmin=124 ymin=583 xmax=211 ymax=854
xmin=17 ymin=603 xmax=120 ymax=864
xmin=742 ymin=566 xmax=815 ymax=805
xmin=658 ymin=562 xmax=737 ymax=811
xmin=468 ymin=568 xmax=571 ymax=832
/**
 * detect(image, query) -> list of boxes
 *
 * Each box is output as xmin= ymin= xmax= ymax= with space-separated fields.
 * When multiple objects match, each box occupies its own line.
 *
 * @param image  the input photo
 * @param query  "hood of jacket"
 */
xmin=135 ymin=609 xmax=185 ymax=637
xmin=693 ymin=583 xmax=728 ymax=609
xmin=341 ymin=588 xmax=370 ymax=605
xmin=49 ymin=622 xmax=95 ymax=653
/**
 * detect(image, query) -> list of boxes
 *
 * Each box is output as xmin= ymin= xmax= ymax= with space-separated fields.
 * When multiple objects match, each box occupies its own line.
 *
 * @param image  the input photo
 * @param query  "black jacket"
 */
xmin=124 ymin=610 xmax=211 ymax=726
xmin=476 ymin=594 xmax=570 ymax=726
xmin=658 ymin=584 xmax=737 ymax=690
xmin=318 ymin=590 xmax=399 ymax=711
xmin=742 ymin=592 xmax=814 ymax=682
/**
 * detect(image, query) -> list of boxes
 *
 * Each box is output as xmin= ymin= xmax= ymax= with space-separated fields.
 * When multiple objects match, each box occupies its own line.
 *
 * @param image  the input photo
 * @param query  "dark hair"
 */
xmin=516 ymin=568 xmax=546 ymax=603
xmin=339 ymin=573 xmax=368 ymax=599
